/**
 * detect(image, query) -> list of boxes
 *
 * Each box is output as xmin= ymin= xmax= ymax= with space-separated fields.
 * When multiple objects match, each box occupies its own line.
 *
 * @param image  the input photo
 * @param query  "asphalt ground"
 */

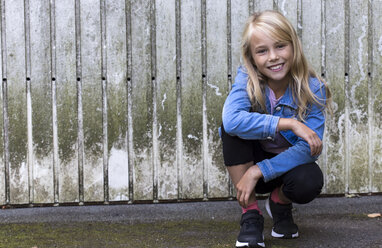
xmin=0 ymin=195 xmax=381 ymax=248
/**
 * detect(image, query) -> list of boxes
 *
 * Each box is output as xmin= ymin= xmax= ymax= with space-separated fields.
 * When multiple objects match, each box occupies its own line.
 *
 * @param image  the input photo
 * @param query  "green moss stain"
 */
xmin=182 ymin=84 xmax=203 ymax=157
xmin=57 ymin=80 xmax=79 ymax=203
xmin=8 ymin=85 xmax=27 ymax=169
xmin=60 ymin=175 xmax=78 ymax=202
xmin=8 ymin=76 xmax=28 ymax=204
xmin=132 ymin=77 xmax=152 ymax=153
xmin=57 ymin=81 xmax=78 ymax=164
xmin=107 ymin=82 xmax=127 ymax=152
xmin=32 ymin=83 xmax=53 ymax=159
xmin=83 ymin=82 xmax=103 ymax=157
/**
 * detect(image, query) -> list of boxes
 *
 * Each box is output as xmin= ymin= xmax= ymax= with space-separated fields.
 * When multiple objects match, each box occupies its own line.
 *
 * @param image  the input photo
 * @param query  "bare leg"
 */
xmin=227 ymin=161 xmax=257 ymax=205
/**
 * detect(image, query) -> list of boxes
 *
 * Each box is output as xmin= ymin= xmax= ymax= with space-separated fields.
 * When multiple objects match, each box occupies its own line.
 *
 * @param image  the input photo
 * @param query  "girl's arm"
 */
xmin=278 ymin=118 xmax=322 ymax=156
xmin=222 ymin=67 xmax=279 ymax=140
xmin=257 ymin=82 xmax=327 ymax=182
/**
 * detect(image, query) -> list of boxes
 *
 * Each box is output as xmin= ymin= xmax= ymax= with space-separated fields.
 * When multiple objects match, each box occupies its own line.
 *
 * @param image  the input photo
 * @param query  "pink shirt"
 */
xmin=259 ymin=88 xmax=291 ymax=154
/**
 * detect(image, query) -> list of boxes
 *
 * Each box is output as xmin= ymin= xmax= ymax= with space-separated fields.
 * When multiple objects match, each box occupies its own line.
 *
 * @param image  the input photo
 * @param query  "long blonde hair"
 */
xmin=241 ymin=10 xmax=331 ymax=120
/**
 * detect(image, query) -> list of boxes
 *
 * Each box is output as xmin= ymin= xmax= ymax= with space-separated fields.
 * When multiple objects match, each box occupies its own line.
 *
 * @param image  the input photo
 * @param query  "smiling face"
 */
xmin=250 ymin=30 xmax=293 ymax=87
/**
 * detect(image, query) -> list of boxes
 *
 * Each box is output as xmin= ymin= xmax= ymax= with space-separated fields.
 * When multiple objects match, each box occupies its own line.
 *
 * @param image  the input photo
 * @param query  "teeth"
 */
xmin=270 ymin=64 xmax=282 ymax=70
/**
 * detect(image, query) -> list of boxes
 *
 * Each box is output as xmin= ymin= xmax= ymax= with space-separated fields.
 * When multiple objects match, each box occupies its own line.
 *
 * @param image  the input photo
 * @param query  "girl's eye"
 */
xmin=256 ymin=49 xmax=266 ymax=54
xmin=276 ymin=44 xmax=286 ymax=49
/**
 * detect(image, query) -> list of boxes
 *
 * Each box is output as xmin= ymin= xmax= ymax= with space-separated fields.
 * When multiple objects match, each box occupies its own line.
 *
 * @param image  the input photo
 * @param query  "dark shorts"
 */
xmin=221 ymin=125 xmax=324 ymax=204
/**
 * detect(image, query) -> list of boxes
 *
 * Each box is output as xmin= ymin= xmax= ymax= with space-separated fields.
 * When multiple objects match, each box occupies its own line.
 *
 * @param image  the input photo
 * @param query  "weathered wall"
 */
xmin=0 ymin=0 xmax=381 ymax=205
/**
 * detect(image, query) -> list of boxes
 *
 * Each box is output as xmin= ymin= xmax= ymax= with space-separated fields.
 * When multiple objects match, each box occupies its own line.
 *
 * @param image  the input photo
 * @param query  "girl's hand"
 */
xmin=278 ymin=118 xmax=322 ymax=156
xmin=236 ymin=165 xmax=263 ymax=208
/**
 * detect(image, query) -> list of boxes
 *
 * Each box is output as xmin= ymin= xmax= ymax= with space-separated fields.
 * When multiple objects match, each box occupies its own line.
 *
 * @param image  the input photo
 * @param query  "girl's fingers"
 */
xmin=240 ymin=194 xmax=246 ymax=208
xmin=308 ymin=133 xmax=322 ymax=156
xmin=308 ymin=139 xmax=316 ymax=156
xmin=237 ymin=192 xmax=242 ymax=205
xmin=238 ymin=191 xmax=245 ymax=207
xmin=312 ymin=140 xmax=319 ymax=156
xmin=237 ymin=190 xmax=250 ymax=208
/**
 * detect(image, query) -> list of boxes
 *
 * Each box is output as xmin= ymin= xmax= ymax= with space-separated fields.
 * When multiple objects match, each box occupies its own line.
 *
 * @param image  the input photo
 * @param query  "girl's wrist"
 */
xmin=249 ymin=164 xmax=263 ymax=179
xmin=277 ymin=118 xmax=296 ymax=131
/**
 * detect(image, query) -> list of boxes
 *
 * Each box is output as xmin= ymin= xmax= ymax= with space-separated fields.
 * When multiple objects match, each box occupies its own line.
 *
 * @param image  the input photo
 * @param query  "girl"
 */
xmin=220 ymin=10 xmax=331 ymax=248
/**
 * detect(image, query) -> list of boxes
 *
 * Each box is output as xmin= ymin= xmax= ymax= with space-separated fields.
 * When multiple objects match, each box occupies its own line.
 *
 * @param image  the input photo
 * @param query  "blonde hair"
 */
xmin=241 ymin=10 xmax=331 ymax=120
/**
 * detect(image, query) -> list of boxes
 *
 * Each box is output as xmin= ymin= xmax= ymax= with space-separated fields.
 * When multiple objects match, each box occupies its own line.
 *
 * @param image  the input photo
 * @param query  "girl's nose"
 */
xmin=268 ymin=49 xmax=279 ymax=61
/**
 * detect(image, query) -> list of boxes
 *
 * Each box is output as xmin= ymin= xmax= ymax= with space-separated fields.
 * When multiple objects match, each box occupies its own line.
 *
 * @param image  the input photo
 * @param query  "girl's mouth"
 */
xmin=268 ymin=63 xmax=284 ymax=72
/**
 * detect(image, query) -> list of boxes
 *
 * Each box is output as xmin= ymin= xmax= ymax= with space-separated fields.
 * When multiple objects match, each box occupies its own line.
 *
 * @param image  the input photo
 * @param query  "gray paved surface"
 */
xmin=0 ymin=195 xmax=381 ymax=247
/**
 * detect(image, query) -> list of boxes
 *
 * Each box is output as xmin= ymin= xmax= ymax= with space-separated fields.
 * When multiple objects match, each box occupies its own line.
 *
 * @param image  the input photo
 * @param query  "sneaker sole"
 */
xmin=236 ymin=240 xmax=265 ymax=248
xmin=271 ymin=228 xmax=299 ymax=239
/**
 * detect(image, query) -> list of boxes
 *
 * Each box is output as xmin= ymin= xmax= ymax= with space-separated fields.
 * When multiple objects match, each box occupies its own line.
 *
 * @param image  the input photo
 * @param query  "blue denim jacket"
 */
xmin=221 ymin=66 xmax=327 ymax=182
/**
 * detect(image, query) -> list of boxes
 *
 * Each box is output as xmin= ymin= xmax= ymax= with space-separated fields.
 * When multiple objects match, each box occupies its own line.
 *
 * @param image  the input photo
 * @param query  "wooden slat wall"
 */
xmin=325 ymin=0 xmax=346 ymax=194
xmin=372 ymin=0 xmax=382 ymax=193
xmin=0 ymin=0 xmax=381 ymax=205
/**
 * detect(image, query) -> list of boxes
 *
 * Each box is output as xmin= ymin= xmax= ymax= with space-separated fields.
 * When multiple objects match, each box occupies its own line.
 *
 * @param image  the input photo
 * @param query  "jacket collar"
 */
xmin=265 ymin=85 xmax=298 ymax=111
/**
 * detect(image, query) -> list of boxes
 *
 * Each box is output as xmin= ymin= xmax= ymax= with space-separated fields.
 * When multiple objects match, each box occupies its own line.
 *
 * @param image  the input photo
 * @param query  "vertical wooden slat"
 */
xmin=302 ymin=0 xmax=321 ymax=74
xmin=100 ymin=0 xmax=108 ymax=204
xmin=24 ymin=0 xmax=33 ymax=206
xmin=301 ymin=0 xmax=324 ymax=190
xmin=156 ymin=0 xmax=177 ymax=200
xmin=81 ymin=0 xmax=103 ymax=202
xmin=367 ymin=1 xmax=374 ymax=195
xmin=227 ymin=0 xmax=232 ymax=91
xmin=181 ymin=0 xmax=203 ymax=199
xmin=30 ymin=0 xmax=54 ymax=204
xmin=106 ymin=0 xmax=128 ymax=202
xmin=372 ymin=0 xmax=382 ymax=192
xmin=201 ymin=0 xmax=207 ymax=200
xmin=276 ymin=0 xmax=298 ymax=28
xmin=131 ymin=0 xmax=153 ymax=201
xmin=206 ymin=0 xmax=229 ymax=198
xmin=175 ymin=0 xmax=182 ymax=200
xmin=254 ymin=0 xmax=273 ymax=12
xmin=320 ymin=0 xmax=327 ymax=193
xmin=150 ymin=0 xmax=158 ymax=202
xmin=75 ymin=0 xmax=84 ymax=204
xmin=226 ymin=0 xmax=232 ymax=197
xmin=344 ymin=0 xmax=350 ymax=194
xmin=49 ymin=0 xmax=59 ymax=205
xmin=324 ymin=0 xmax=346 ymax=194
xmin=249 ymin=0 xmax=254 ymax=13
xmin=6 ymin=0 xmax=28 ymax=204
xmin=348 ymin=0 xmax=369 ymax=193
xmin=125 ymin=0 xmax=133 ymax=203
xmin=296 ymin=0 xmax=302 ymax=39
xmin=0 ymin=0 xmax=5 ymax=205
xmin=231 ymin=0 xmax=248 ymax=78
xmin=367 ymin=0 xmax=373 ymax=194
xmin=56 ymin=0 xmax=78 ymax=203
xmin=229 ymin=0 xmax=248 ymax=199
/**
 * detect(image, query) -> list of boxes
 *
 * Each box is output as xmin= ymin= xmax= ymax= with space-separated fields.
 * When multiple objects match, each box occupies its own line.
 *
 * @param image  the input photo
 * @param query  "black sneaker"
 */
xmin=236 ymin=209 xmax=265 ymax=248
xmin=265 ymin=197 xmax=299 ymax=239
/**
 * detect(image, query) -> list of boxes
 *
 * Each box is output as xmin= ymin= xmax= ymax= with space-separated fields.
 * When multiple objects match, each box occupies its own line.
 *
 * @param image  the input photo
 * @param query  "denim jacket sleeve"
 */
xmin=257 ymin=79 xmax=327 ymax=182
xmin=222 ymin=66 xmax=280 ymax=140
